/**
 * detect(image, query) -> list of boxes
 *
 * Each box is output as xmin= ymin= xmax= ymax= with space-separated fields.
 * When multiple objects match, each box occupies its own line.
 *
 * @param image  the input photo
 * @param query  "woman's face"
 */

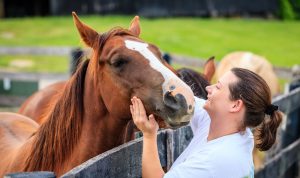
xmin=204 ymin=71 xmax=238 ymax=116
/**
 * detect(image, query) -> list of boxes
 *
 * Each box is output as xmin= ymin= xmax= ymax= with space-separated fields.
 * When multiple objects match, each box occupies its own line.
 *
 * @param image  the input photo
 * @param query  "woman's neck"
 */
xmin=207 ymin=115 xmax=240 ymax=141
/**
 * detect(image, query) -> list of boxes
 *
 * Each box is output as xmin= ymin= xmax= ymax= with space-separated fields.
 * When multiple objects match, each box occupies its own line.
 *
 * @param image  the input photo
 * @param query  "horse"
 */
xmin=18 ymin=57 xmax=215 ymax=125
xmin=18 ymin=57 xmax=215 ymax=143
xmin=0 ymin=12 xmax=196 ymax=177
xmin=215 ymin=51 xmax=280 ymax=96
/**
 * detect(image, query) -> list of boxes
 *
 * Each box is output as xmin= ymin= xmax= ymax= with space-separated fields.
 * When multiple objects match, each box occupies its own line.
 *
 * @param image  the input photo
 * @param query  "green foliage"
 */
xmin=290 ymin=0 xmax=300 ymax=19
xmin=280 ymin=0 xmax=296 ymax=20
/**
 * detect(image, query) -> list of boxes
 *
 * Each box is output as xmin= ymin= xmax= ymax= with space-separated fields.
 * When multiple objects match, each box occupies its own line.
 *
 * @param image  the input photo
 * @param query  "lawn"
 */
xmin=0 ymin=15 xmax=299 ymax=73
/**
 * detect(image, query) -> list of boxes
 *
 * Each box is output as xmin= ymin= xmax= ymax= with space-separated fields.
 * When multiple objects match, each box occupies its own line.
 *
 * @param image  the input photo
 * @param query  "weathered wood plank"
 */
xmin=0 ymin=46 xmax=73 ymax=56
xmin=62 ymin=131 xmax=168 ymax=178
xmin=0 ymin=95 xmax=26 ymax=106
xmin=61 ymin=138 xmax=144 ymax=178
xmin=0 ymin=71 xmax=68 ymax=81
xmin=272 ymin=87 xmax=300 ymax=114
xmin=4 ymin=171 xmax=56 ymax=178
xmin=165 ymin=125 xmax=193 ymax=170
xmin=255 ymin=138 xmax=300 ymax=178
xmin=172 ymin=125 xmax=193 ymax=160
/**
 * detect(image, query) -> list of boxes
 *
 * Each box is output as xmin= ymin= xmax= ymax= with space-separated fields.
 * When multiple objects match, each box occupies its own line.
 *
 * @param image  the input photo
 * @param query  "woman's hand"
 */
xmin=130 ymin=96 xmax=159 ymax=138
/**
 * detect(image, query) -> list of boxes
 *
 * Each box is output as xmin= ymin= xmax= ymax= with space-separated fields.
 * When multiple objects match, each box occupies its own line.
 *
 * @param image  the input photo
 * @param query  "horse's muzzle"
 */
xmin=162 ymin=91 xmax=194 ymax=126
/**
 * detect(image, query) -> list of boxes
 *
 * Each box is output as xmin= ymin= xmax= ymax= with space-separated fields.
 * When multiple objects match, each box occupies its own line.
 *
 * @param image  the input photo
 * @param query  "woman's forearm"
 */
xmin=142 ymin=135 xmax=165 ymax=178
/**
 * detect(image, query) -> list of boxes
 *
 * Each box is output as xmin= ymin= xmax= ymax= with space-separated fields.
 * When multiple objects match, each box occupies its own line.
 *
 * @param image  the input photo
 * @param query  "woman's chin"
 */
xmin=203 ymin=101 xmax=209 ymax=110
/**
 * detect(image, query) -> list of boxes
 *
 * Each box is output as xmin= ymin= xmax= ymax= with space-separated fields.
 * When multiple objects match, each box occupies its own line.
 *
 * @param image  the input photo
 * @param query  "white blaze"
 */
xmin=125 ymin=40 xmax=194 ymax=114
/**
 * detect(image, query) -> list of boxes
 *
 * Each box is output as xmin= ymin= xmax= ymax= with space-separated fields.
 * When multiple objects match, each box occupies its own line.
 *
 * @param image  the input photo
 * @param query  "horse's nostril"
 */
xmin=188 ymin=105 xmax=192 ymax=110
xmin=163 ymin=91 xmax=179 ymax=110
xmin=163 ymin=92 xmax=187 ymax=112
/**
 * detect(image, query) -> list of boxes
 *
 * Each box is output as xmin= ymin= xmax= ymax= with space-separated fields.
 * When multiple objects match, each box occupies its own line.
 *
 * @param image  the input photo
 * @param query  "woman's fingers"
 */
xmin=137 ymin=98 xmax=146 ymax=116
xmin=132 ymin=97 xmax=139 ymax=117
xmin=130 ymin=105 xmax=134 ymax=116
xmin=130 ymin=96 xmax=158 ymax=136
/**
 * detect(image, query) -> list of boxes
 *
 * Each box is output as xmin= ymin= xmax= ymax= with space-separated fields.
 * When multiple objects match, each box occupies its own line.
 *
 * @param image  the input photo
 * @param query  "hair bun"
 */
xmin=265 ymin=104 xmax=278 ymax=115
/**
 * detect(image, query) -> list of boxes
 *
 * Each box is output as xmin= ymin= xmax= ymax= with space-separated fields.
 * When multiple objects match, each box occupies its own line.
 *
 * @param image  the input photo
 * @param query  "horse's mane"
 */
xmin=177 ymin=68 xmax=210 ymax=99
xmin=24 ymin=59 xmax=89 ymax=171
xmin=24 ymin=27 xmax=136 ymax=172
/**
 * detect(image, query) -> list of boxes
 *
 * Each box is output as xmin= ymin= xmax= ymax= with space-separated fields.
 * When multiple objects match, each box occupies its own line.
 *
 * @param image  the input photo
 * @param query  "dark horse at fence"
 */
xmin=0 ymin=12 xmax=196 ymax=177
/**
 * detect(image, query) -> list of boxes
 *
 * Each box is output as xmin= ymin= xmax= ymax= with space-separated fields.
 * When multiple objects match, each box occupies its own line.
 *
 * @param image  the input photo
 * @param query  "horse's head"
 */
xmin=72 ymin=13 xmax=195 ymax=128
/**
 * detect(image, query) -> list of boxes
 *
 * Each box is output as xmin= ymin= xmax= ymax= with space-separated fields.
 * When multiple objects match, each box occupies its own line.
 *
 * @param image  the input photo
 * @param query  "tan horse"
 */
xmin=0 ymin=13 xmax=195 ymax=177
xmin=215 ymin=51 xmax=280 ymax=96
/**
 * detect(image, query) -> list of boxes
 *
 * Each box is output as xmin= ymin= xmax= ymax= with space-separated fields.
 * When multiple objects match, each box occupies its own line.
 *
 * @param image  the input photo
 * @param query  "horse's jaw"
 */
xmin=154 ymin=112 xmax=193 ymax=129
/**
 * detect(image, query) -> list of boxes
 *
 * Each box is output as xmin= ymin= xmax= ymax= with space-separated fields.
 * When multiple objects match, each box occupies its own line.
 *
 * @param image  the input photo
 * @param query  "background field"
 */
xmin=0 ymin=15 xmax=299 ymax=73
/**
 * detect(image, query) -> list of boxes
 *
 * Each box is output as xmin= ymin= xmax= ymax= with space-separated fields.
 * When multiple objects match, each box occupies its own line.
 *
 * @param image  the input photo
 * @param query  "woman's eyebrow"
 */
xmin=217 ymin=81 xmax=223 ymax=87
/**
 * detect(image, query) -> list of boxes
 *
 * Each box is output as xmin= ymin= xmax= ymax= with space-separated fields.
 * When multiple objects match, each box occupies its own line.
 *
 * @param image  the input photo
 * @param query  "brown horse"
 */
xmin=215 ymin=51 xmax=280 ymax=96
xmin=0 ymin=13 xmax=195 ymax=177
xmin=18 ymin=57 xmax=215 ymax=125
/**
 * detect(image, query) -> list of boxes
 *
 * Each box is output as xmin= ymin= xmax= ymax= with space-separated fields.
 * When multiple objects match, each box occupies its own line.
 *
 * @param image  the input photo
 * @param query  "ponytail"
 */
xmin=255 ymin=110 xmax=283 ymax=151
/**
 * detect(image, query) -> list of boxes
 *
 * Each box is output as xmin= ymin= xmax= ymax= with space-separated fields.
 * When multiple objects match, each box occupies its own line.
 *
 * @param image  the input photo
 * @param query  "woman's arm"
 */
xmin=130 ymin=97 xmax=165 ymax=178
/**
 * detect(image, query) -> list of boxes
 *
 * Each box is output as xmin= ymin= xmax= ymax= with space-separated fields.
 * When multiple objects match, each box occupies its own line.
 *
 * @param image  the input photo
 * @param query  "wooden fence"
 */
xmin=255 ymin=85 xmax=300 ymax=178
xmin=0 ymin=47 xmax=83 ymax=106
xmin=61 ymin=87 xmax=300 ymax=178
xmin=6 ymin=87 xmax=300 ymax=178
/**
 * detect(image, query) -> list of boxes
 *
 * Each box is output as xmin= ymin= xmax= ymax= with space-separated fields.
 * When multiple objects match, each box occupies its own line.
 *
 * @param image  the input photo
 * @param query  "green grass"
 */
xmin=0 ymin=15 xmax=300 ymax=70
xmin=0 ymin=55 xmax=68 ymax=73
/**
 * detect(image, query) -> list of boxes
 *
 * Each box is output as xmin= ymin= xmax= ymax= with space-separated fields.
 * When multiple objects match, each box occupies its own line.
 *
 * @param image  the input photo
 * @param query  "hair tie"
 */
xmin=265 ymin=104 xmax=278 ymax=115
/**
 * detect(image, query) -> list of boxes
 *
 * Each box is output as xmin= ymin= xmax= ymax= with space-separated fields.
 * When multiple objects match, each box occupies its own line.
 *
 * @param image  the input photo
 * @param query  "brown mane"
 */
xmin=24 ymin=27 xmax=138 ymax=171
xmin=24 ymin=28 xmax=135 ymax=172
xmin=24 ymin=59 xmax=89 ymax=171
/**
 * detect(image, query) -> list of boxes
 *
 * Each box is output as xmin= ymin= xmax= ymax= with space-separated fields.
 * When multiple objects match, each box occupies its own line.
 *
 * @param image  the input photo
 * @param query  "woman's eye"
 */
xmin=112 ymin=59 xmax=127 ymax=68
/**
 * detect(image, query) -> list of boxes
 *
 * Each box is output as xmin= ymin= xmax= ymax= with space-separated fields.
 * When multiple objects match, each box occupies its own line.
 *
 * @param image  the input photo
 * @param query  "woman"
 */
xmin=130 ymin=68 xmax=282 ymax=178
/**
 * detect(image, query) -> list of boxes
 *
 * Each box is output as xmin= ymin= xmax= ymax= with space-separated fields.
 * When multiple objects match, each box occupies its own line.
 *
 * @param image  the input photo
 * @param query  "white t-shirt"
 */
xmin=164 ymin=97 xmax=255 ymax=178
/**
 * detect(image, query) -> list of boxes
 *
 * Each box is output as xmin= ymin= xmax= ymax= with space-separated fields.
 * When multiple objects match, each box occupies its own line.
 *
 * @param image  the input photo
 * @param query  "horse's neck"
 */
xmin=61 ymin=71 xmax=130 ymax=174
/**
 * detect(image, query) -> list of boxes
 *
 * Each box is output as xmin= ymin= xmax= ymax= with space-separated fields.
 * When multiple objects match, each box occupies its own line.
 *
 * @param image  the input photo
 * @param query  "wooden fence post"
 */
xmin=166 ymin=129 xmax=175 ymax=170
xmin=281 ymin=82 xmax=300 ymax=177
xmin=4 ymin=172 xmax=56 ymax=178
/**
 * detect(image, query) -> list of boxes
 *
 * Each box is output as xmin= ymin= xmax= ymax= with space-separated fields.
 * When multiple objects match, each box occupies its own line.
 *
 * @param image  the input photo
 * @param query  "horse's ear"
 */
xmin=129 ymin=16 xmax=141 ymax=37
xmin=203 ymin=56 xmax=216 ymax=82
xmin=72 ymin=12 xmax=99 ymax=47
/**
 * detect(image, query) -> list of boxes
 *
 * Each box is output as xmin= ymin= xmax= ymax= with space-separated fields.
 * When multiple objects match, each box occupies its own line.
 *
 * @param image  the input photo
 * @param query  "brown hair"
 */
xmin=229 ymin=68 xmax=282 ymax=151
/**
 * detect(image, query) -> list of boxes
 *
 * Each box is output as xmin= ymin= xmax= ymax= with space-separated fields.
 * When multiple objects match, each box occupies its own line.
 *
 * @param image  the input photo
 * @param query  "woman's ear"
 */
xmin=230 ymin=99 xmax=244 ymax=113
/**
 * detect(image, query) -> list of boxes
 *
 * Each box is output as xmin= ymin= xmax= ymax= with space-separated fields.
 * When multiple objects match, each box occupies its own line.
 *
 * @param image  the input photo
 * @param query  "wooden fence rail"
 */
xmin=255 ymin=138 xmax=300 ymax=178
xmin=61 ymin=88 xmax=300 ymax=177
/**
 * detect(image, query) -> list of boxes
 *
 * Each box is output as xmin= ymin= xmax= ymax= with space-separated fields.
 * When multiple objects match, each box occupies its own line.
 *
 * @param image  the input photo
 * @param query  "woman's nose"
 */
xmin=205 ymin=85 xmax=211 ymax=93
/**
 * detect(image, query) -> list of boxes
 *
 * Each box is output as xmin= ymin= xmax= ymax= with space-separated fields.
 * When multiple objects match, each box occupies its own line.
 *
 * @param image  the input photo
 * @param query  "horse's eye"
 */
xmin=112 ymin=59 xmax=127 ymax=68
